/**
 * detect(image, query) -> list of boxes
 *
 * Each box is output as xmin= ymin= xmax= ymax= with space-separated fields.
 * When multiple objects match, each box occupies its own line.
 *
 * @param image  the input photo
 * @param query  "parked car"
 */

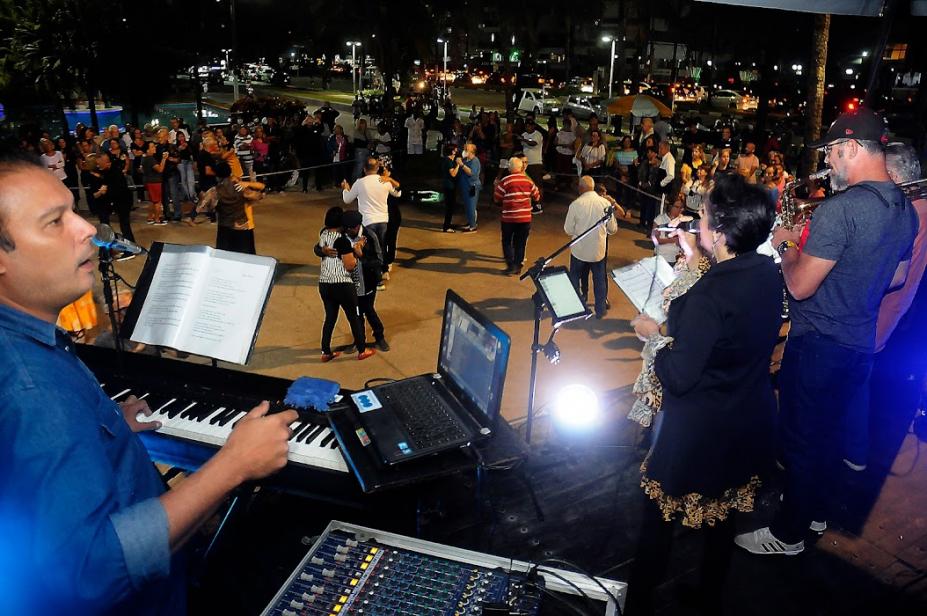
xmin=710 ymin=89 xmax=744 ymax=110
xmin=674 ymin=84 xmax=708 ymax=103
xmin=516 ymin=88 xmax=561 ymax=116
xmin=563 ymin=95 xmax=607 ymax=120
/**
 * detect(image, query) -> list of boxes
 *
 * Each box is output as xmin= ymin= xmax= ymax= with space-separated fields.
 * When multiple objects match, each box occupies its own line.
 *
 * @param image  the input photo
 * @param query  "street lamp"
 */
xmin=601 ymin=35 xmax=616 ymax=99
xmin=346 ymin=41 xmax=362 ymax=95
xmin=219 ymin=0 xmax=240 ymax=101
xmin=437 ymin=38 xmax=448 ymax=98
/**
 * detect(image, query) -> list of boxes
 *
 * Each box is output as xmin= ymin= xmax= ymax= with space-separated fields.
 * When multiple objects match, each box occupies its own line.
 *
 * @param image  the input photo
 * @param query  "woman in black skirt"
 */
xmin=625 ymin=174 xmax=783 ymax=615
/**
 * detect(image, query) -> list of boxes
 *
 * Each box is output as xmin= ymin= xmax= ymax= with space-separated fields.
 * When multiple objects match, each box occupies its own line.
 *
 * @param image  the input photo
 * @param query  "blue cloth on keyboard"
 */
xmin=284 ymin=377 xmax=341 ymax=411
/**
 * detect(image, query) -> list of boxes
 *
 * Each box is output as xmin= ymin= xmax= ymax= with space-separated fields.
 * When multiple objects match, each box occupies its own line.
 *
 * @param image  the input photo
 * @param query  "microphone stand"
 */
xmin=97 ymin=247 xmax=137 ymax=369
xmin=518 ymin=203 xmax=618 ymax=444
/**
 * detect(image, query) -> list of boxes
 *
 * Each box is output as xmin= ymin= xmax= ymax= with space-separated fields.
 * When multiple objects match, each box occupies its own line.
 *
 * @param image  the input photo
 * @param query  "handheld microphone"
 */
xmin=92 ymin=224 xmax=147 ymax=255
xmin=655 ymin=220 xmax=700 ymax=234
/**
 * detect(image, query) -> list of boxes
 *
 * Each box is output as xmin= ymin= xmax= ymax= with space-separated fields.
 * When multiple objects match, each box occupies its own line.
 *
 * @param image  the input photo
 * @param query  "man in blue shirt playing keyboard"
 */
xmin=0 ymin=151 xmax=298 ymax=615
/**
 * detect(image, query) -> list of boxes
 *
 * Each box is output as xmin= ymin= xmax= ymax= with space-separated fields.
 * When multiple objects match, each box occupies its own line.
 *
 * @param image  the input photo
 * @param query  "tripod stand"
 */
xmin=518 ymin=202 xmax=619 ymax=444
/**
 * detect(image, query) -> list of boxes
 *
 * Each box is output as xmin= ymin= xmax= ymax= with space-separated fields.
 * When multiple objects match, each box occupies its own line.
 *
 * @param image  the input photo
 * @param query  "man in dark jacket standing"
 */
xmin=315 ymin=210 xmax=389 ymax=351
xmin=343 ymin=210 xmax=389 ymax=351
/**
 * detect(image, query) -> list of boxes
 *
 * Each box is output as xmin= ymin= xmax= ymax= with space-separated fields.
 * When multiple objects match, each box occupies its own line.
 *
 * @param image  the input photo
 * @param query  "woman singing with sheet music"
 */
xmin=624 ymin=174 xmax=783 ymax=615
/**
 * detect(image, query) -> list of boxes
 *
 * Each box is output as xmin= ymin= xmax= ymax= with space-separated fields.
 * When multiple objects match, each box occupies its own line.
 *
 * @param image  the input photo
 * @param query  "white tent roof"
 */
xmin=695 ymin=0 xmax=927 ymax=16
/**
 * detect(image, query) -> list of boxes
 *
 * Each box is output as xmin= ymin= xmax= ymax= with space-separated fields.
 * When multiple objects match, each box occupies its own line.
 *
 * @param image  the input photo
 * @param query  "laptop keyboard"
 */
xmin=378 ymin=380 xmax=469 ymax=450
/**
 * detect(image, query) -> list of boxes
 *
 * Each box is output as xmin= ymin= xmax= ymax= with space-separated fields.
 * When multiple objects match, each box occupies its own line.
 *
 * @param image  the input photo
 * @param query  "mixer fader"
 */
xmin=262 ymin=521 xmax=624 ymax=616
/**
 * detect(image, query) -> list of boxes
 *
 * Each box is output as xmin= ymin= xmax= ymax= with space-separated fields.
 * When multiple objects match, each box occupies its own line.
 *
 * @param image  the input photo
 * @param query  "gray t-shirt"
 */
xmin=790 ymin=181 xmax=918 ymax=353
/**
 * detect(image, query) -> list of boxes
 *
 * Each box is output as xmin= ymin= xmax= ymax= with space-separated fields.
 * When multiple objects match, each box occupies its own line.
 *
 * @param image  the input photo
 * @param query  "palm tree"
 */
xmin=801 ymin=13 xmax=830 ymax=177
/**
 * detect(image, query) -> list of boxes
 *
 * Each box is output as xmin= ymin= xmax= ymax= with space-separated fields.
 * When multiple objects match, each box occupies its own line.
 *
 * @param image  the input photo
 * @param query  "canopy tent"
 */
xmin=606 ymin=94 xmax=673 ymax=118
xmin=694 ymin=0 xmax=927 ymax=16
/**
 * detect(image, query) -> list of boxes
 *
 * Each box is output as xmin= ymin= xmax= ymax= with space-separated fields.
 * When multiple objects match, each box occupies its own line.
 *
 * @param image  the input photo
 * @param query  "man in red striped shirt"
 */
xmin=493 ymin=157 xmax=541 ymax=275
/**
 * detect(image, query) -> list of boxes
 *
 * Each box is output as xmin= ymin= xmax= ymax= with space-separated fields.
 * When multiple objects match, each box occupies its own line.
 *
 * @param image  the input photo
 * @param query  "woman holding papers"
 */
xmin=624 ymin=175 xmax=782 ymax=616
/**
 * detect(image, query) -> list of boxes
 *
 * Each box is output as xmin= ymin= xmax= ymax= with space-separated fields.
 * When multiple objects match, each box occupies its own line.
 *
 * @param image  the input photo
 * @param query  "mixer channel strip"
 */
xmin=264 ymin=529 xmax=542 ymax=616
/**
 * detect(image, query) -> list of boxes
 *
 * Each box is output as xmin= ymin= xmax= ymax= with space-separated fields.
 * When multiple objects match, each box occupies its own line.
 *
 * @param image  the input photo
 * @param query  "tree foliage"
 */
xmin=0 ymin=0 xmax=188 ymax=128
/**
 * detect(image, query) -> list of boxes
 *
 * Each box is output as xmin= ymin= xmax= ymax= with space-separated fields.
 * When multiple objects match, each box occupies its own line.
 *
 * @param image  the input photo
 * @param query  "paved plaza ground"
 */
xmin=94 ymin=164 xmax=927 ymax=614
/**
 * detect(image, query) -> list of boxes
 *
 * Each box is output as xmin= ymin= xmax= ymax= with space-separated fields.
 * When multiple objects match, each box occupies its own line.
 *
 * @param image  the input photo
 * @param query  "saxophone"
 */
xmin=779 ymin=168 xmax=829 ymax=230
xmin=778 ymin=168 xmax=829 ymax=319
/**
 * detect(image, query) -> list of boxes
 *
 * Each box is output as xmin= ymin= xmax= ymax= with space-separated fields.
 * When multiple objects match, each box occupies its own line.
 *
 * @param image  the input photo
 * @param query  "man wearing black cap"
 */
xmin=735 ymin=108 xmax=918 ymax=556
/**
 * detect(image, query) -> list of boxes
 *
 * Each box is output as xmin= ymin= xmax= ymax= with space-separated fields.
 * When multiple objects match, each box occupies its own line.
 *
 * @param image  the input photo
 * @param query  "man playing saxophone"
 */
xmin=734 ymin=108 xmax=918 ymax=556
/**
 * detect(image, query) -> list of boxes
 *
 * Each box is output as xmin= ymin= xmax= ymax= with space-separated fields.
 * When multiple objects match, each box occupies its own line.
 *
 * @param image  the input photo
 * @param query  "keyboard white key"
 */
xmin=117 ymin=387 xmax=348 ymax=473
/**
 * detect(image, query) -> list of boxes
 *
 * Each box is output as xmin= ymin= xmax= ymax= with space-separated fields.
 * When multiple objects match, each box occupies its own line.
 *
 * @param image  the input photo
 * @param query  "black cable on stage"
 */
xmin=526 ymin=562 xmax=600 ymax=616
xmin=538 ymin=558 xmax=622 ymax=614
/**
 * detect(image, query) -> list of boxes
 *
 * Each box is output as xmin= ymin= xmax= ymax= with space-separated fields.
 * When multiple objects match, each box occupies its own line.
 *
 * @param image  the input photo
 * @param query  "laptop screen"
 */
xmin=438 ymin=290 xmax=511 ymax=425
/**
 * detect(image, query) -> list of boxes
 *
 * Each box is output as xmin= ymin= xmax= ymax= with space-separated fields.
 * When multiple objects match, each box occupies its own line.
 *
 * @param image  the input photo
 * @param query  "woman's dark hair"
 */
xmin=705 ymin=173 xmax=776 ymax=255
xmin=214 ymin=161 xmax=232 ymax=179
xmin=324 ymin=206 xmax=344 ymax=229
xmin=443 ymin=143 xmax=457 ymax=157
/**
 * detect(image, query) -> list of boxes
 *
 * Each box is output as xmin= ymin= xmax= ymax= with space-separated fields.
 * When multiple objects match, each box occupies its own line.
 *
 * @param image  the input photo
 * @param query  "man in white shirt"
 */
xmin=404 ymin=112 xmax=424 ymax=155
xmin=736 ymin=141 xmax=760 ymax=184
xmin=658 ymin=141 xmax=676 ymax=198
xmin=564 ymin=176 xmax=624 ymax=319
xmin=342 ymin=158 xmax=401 ymax=260
xmin=168 ymin=117 xmax=190 ymax=145
xmin=519 ymin=118 xmax=545 ymax=200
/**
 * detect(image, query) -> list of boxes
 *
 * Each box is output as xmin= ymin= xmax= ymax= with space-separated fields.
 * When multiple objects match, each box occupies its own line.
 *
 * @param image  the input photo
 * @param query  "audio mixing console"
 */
xmin=261 ymin=521 xmax=624 ymax=616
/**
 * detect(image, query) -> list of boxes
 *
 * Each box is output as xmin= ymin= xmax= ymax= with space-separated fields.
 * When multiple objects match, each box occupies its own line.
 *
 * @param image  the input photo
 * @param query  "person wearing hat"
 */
xmin=735 ymin=107 xmax=918 ymax=557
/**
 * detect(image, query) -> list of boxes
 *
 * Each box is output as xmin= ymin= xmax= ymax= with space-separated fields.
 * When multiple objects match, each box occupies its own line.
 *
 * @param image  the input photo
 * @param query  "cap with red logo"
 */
xmin=808 ymin=106 xmax=889 ymax=149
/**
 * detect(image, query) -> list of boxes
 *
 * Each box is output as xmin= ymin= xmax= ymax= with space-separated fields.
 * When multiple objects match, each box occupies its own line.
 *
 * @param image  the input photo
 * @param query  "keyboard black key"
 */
xmin=217 ymin=409 xmax=243 ymax=427
xmin=161 ymin=399 xmax=189 ymax=419
xmin=291 ymin=422 xmax=315 ymax=442
xmin=210 ymin=407 xmax=238 ymax=425
xmin=319 ymin=431 xmax=335 ymax=447
xmin=301 ymin=425 xmax=324 ymax=444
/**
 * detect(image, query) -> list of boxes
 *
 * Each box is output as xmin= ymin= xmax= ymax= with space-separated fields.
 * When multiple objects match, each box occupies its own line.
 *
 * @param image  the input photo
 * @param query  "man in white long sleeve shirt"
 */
xmin=342 ymin=157 xmax=401 ymax=259
xmin=564 ymin=176 xmax=624 ymax=319
xmin=658 ymin=141 xmax=676 ymax=198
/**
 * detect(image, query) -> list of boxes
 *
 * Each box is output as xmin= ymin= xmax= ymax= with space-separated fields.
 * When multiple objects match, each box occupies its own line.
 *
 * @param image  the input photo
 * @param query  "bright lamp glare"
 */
xmin=552 ymin=385 xmax=600 ymax=429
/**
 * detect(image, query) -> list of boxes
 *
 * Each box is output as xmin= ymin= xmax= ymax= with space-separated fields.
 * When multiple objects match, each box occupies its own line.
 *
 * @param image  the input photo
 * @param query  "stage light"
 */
xmin=551 ymin=384 xmax=600 ymax=430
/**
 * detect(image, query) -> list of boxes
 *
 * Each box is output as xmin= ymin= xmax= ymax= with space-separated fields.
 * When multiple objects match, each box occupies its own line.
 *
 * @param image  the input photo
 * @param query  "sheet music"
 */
xmin=128 ymin=244 xmax=276 ymax=364
xmin=610 ymin=256 xmax=677 ymax=324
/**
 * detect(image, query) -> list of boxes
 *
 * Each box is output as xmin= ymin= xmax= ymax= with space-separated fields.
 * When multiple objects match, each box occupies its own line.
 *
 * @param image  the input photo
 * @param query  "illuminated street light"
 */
xmin=601 ymin=35 xmax=617 ymax=100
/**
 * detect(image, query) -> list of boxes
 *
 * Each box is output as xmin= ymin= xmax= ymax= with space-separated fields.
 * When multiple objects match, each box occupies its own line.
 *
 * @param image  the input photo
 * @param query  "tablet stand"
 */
xmin=518 ymin=202 xmax=618 ymax=444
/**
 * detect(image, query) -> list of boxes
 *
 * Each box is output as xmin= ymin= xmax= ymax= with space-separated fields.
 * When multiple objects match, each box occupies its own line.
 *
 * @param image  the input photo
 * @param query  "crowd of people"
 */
xmin=2 ymin=91 xmax=926 ymax=615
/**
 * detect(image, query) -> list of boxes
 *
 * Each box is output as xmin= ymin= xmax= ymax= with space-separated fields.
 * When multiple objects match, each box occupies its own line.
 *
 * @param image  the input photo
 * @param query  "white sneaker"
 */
xmin=734 ymin=527 xmax=804 ymax=556
xmin=843 ymin=458 xmax=867 ymax=472
xmin=382 ymin=271 xmax=390 ymax=281
xmin=809 ymin=520 xmax=827 ymax=534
